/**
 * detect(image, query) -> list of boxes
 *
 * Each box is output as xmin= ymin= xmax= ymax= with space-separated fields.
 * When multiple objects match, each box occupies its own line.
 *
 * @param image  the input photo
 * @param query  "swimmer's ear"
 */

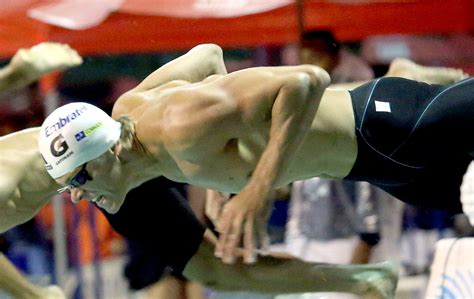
xmin=113 ymin=142 xmax=123 ymax=157
xmin=115 ymin=115 xmax=135 ymax=150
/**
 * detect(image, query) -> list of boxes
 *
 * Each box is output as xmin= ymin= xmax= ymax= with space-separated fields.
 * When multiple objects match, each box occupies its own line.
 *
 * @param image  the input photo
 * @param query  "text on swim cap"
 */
xmin=44 ymin=105 xmax=88 ymax=137
xmin=74 ymin=122 xmax=103 ymax=141
xmin=55 ymin=151 xmax=74 ymax=166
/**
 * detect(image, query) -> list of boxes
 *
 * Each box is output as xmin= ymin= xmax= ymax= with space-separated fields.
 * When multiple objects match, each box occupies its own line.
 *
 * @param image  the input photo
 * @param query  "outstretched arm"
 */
xmin=131 ymin=43 xmax=227 ymax=92
xmin=0 ymin=42 xmax=82 ymax=94
xmin=184 ymin=239 xmax=398 ymax=299
xmin=0 ymin=42 xmax=77 ymax=299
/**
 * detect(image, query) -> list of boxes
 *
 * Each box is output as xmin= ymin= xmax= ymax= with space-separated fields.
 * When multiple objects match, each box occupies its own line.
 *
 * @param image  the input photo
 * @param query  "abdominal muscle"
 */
xmin=176 ymin=142 xmax=258 ymax=193
xmin=289 ymin=88 xmax=358 ymax=181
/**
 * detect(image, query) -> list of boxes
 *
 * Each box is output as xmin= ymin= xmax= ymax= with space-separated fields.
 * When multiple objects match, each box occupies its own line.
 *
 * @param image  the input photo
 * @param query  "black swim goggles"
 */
xmin=57 ymin=163 xmax=93 ymax=194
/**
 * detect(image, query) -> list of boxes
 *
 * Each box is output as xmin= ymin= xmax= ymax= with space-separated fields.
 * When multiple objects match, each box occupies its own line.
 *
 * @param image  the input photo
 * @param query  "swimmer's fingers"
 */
xmin=254 ymin=211 xmax=270 ymax=256
xmin=217 ymin=210 xmax=257 ymax=264
xmin=243 ymin=214 xmax=257 ymax=264
xmin=216 ymin=188 xmax=267 ymax=264
xmin=216 ymin=202 xmax=245 ymax=264
xmin=204 ymin=229 xmax=219 ymax=245
xmin=205 ymin=190 xmax=228 ymax=224
xmin=204 ymin=190 xmax=215 ymax=221
xmin=256 ymin=198 xmax=274 ymax=254
xmin=223 ymin=211 xmax=244 ymax=264
xmin=214 ymin=206 xmax=232 ymax=259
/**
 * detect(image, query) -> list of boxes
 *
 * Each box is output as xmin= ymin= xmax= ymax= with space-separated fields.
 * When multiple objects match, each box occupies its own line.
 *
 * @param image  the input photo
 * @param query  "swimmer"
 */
xmin=0 ymin=42 xmax=81 ymax=299
xmin=0 ymin=43 xmax=399 ymax=299
xmin=1 ymin=127 xmax=399 ymax=299
xmin=39 ymin=44 xmax=471 ymax=264
xmin=3 ymin=44 xmax=471 ymax=266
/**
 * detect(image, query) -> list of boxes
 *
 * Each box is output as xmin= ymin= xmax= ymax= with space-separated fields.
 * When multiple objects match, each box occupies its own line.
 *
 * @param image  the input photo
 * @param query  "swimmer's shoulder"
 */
xmin=112 ymin=79 xmax=195 ymax=120
xmin=0 ymin=127 xmax=40 ymax=146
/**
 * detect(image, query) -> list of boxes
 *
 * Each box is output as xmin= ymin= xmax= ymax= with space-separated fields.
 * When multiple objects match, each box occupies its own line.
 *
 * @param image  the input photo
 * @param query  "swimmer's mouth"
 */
xmin=90 ymin=194 xmax=103 ymax=202
xmin=90 ymin=195 xmax=106 ymax=207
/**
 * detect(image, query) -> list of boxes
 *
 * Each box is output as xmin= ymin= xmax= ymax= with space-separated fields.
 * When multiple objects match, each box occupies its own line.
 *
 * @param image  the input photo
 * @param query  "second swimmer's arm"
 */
xmin=0 ymin=128 xmax=58 ymax=233
xmin=0 ymin=254 xmax=66 ymax=299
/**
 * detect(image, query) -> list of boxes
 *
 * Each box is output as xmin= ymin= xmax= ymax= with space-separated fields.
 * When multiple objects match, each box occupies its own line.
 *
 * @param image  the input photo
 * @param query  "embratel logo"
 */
xmin=75 ymin=122 xmax=103 ymax=141
xmin=44 ymin=105 xmax=88 ymax=137
xmin=50 ymin=134 xmax=69 ymax=157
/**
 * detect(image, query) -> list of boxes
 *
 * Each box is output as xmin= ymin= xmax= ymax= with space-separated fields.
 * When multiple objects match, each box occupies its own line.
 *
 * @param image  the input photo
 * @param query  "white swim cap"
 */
xmin=39 ymin=102 xmax=121 ymax=179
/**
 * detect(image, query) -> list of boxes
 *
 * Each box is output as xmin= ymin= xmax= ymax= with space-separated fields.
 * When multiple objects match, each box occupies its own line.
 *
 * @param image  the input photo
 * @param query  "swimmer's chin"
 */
xmin=100 ymin=197 xmax=124 ymax=214
xmin=103 ymin=205 xmax=120 ymax=214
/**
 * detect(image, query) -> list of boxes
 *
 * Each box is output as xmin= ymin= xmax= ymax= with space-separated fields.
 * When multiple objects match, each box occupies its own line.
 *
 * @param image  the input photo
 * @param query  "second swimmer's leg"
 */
xmin=385 ymin=58 xmax=468 ymax=84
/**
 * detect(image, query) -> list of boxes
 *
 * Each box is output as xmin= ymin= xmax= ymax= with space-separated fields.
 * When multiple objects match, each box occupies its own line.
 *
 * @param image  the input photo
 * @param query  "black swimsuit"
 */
xmin=345 ymin=77 xmax=474 ymax=212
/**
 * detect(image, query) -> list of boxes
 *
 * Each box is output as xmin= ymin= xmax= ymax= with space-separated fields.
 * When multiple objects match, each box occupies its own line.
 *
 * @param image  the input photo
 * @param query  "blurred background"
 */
xmin=1 ymin=1 xmax=473 ymax=298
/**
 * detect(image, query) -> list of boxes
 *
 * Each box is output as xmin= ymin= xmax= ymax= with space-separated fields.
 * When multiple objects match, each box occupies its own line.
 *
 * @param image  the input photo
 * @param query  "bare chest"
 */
xmin=161 ymin=134 xmax=268 ymax=193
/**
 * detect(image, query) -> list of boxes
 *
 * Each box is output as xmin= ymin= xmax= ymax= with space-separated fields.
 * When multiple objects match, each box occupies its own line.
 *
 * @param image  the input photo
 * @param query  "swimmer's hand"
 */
xmin=215 ymin=186 xmax=271 ymax=264
xmin=205 ymin=190 xmax=230 ymax=225
xmin=8 ymin=42 xmax=82 ymax=86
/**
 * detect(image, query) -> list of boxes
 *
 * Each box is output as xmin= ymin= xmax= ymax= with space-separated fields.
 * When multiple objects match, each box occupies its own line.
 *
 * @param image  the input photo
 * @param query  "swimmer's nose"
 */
xmin=70 ymin=189 xmax=84 ymax=203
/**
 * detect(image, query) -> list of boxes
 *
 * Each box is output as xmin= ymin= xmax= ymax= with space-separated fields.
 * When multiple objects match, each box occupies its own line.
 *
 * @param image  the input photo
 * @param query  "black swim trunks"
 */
xmin=345 ymin=77 xmax=474 ymax=212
